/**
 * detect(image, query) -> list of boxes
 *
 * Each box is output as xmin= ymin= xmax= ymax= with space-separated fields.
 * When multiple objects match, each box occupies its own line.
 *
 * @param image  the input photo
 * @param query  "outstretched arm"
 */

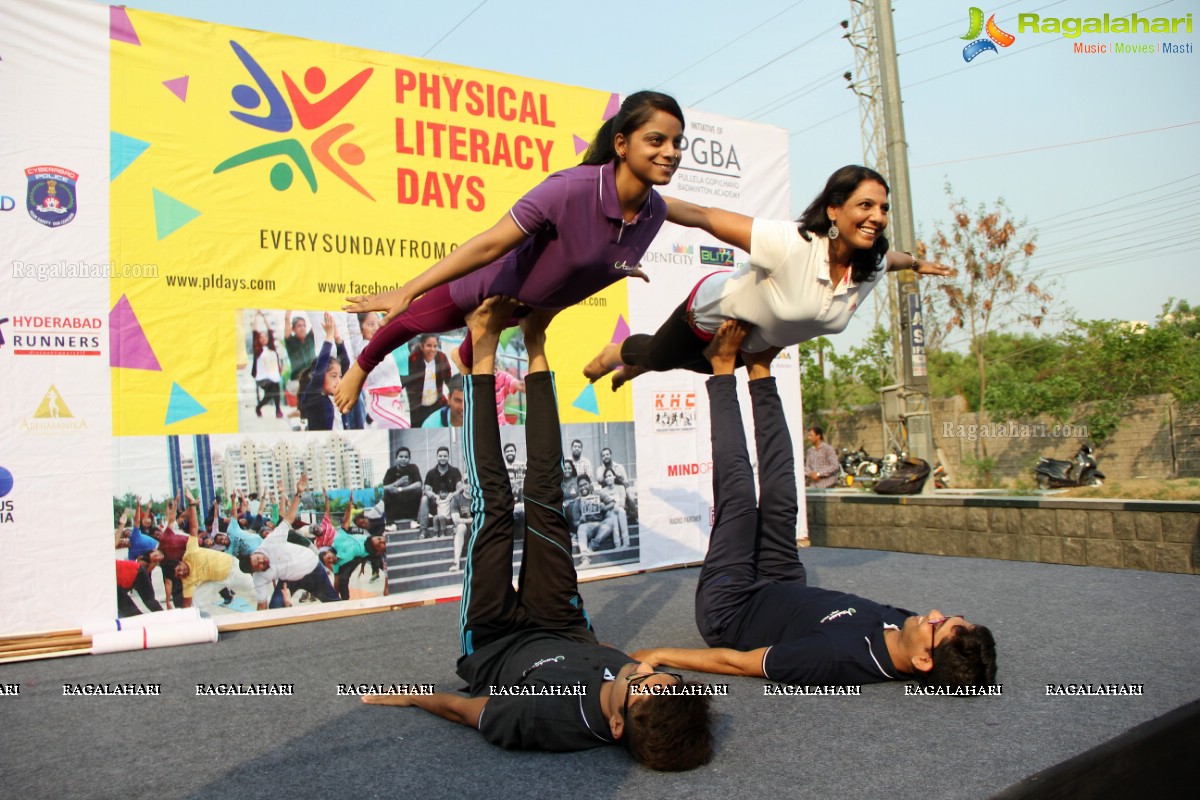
xmin=885 ymin=250 xmax=951 ymax=276
xmin=361 ymin=692 xmax=487 ymax=728
xmin=341 ymin=496 xmax=354 ymax=531
xmin=665 ymin=196 xmax=753 ymax=253
xmin=280 ymin=475 xmax=306 ymax=526
xmin=345 ymin=214 xmax=528 ymax=323
xmin=629 ymin=646 xmax=768 ymax=678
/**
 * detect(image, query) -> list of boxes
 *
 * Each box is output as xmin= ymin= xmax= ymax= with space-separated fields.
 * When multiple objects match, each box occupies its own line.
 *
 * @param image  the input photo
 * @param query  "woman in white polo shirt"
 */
xmin=584 ymin=165 xmax=951 ymax=387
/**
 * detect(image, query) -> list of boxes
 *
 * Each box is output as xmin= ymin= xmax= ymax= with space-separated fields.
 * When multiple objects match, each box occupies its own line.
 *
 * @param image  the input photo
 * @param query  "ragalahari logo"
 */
xmin=214 ymin=41 xmax=376 ymax=200
xmin=962 ymin=8 xmax=1016 ymax=61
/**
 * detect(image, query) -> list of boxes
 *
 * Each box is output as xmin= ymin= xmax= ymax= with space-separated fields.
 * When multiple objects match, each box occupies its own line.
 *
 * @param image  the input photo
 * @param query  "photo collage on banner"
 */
xmin=1 ymin=0 xmax=795 ymax=636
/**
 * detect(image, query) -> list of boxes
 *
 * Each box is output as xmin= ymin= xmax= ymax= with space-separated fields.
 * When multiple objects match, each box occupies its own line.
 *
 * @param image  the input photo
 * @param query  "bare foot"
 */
xmin=704 ymin=319 xmax=750 ymax=375
xmin=466 ymin=296 xmax=520 ymax=374
xmin=519 ymin=307 xmax=556 ymax=350
xmin=334 ymin=363 xmax=367 ymax=413
xmin=520 ymin=307 xmax=556 ymax=374
xmin=611 ymin=365 xmax=645 ymax=391
xmin=465 ymin=295 xmax=521 ymax=338
xmin=583 ymin=342 xmax=624 ymax=383
xmin=743 ymin=344 xmax=783 ymax=381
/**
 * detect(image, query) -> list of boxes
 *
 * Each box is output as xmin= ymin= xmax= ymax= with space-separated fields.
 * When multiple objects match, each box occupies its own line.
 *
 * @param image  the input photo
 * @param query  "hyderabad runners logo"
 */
xmin=25 ymin=166 xmax=79 ymax=228
xmin=961 ymin=8 xmax=1016 ymax=61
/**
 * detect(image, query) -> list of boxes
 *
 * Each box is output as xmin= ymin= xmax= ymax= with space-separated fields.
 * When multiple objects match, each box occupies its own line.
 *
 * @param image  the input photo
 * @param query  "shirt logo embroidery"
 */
xmin=820 ymin=607 xmax=857 ymax=623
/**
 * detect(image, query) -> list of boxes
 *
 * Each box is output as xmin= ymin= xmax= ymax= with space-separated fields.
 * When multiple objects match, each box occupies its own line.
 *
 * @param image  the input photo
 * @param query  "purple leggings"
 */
xmin=355 ymin=284 xmax=469 ymax=373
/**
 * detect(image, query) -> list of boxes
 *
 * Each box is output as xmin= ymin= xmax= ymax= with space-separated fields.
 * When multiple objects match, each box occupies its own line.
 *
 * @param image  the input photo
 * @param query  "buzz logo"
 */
xmin=961 ymin=7 xmax=1016 ymax=61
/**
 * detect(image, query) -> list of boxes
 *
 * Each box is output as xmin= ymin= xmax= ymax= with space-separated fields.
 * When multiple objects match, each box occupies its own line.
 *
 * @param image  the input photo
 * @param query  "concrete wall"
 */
xmin=806 ymin=494 xmax=1199 ymax=575
xmin=823 ymin=394 xmax=1200 ymax=485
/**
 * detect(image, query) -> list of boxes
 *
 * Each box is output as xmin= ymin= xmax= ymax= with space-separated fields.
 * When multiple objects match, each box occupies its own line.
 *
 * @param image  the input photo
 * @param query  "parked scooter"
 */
xmin=1035 ymin=443 xmax=1104 ymax=489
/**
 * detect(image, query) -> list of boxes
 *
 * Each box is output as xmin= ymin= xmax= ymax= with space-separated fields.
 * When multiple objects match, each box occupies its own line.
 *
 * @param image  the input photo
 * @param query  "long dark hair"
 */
xmin=581 ymin=91 xmax=685 ymax=166
xmin=797 ymin=165 xmax=890 ymax=283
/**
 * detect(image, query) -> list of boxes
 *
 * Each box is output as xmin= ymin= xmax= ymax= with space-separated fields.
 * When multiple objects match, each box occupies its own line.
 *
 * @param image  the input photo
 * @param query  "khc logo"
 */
xmin=961 ymin=7 xmax=1016 ymax=61
xmin=214 ymin=41 xmax=375 ymax=200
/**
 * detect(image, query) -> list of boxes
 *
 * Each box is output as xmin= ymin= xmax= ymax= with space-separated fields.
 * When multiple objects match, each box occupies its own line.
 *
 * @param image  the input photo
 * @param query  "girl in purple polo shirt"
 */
xmin=334 ymin=90 xmax=685 ymax=413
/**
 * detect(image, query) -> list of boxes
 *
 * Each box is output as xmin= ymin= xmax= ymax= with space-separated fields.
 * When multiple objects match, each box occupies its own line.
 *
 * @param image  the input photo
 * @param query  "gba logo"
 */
xmin=700 ymin=246 xmax=735 ymax=267
xmin=214 ymin=41 xmax=375 ymax=200
xmin=25 ymin=166 xmax=79 ymax=228
xmin=961 ymin=8 xmax=1016 ymax=61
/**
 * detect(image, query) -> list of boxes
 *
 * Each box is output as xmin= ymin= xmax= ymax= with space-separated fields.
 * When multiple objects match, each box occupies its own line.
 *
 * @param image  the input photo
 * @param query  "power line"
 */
xmin=656 ymin=0 xmax=813 ymax=88
xmin=912 ymin=121 xmax=1200 ymax=169
xmin=421 ymin=0 xmax=488 ymax=57
xmin=1029 ymin=171 xmax=1200 ymax=227
xmin=691 ymin=22 xmax=842 ymax=105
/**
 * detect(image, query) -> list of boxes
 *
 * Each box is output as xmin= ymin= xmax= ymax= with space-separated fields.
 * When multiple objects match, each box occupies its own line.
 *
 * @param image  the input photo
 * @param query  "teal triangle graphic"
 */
xmin=152 ymin=189 xmax=201 ymax=240
xmin=572 ymin=384 xmax=600 ymax=416
xmin=111 ymin=132 xmax=150 ymax=180
xmin=165 ymin=382 xmax=206 ymax=425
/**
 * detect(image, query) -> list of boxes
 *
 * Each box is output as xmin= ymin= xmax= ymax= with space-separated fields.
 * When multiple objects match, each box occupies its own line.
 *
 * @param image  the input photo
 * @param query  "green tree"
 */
xmin=919 ymin=187 xmax=1051 ymax=453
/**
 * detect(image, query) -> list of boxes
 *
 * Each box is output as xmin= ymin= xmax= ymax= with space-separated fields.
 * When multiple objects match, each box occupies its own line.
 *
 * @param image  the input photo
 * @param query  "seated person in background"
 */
xmin=633 ymin=321 xmax=997 ymax=688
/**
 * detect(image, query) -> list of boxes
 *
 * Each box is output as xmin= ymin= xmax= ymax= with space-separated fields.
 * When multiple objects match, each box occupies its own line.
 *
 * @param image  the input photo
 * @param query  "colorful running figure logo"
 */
xmin=961 ymin=8 xmax=1016 ymax=61
xmin=214 ymin=41 xmax=376 ymax=200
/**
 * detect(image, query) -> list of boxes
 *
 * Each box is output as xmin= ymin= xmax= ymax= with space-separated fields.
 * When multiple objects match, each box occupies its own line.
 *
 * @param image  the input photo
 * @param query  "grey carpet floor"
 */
xmin=2 ymin=547 xmax=1197 ymax=800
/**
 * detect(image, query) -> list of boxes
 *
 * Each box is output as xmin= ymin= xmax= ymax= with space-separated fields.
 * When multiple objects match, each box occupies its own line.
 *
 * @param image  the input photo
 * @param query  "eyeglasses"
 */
xmin=928 ymin=614 xmax=966 ymax=661
xmin=622 ymin=670 xmax=685 ymax=719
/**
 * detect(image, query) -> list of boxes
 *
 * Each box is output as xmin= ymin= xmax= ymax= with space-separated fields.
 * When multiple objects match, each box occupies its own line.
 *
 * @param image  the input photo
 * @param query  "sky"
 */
xmin=99 ymin=0 xmax=1200 ymax=353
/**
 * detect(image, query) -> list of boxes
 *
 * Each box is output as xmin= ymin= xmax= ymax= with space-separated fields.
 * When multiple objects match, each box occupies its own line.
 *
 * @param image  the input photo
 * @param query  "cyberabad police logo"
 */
xmin=26 ymin=166 xmax=79 ymax=228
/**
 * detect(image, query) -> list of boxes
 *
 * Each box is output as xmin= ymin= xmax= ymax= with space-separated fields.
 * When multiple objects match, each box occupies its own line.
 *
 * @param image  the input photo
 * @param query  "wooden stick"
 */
xmin=0 ymin=628 xmax=81 ymax=644
xmin=0 ymin=646 xmax=92 ymax=666
xmin=0 ymin=635 xmax=90 ymax=654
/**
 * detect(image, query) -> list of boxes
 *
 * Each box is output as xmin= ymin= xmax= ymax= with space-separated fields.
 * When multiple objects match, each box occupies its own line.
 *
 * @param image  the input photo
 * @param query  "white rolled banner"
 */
xmin=83 ymin=607 xmax=201 ymax=636
xmin=91 ymin=619 xmax=218 ymax=655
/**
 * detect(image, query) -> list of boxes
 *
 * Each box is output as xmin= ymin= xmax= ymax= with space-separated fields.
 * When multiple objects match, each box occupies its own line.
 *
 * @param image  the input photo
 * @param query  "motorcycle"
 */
xmin=840 ymin=446 xmax=882 ymax=480
xmin=1035 ymin=443 xmax=1104 ymax=489
xmin=879 ymin=446 xmax=906 ymax=481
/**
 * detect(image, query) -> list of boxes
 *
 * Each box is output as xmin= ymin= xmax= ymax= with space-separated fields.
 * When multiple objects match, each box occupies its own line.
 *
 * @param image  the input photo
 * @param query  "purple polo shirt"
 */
xmin=449 ymin=161 xmax=667 ymax=311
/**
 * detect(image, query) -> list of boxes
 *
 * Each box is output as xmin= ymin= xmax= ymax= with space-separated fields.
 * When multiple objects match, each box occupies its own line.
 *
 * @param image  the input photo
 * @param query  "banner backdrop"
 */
xmin=0 ymin=0 xmax=802 ymax=637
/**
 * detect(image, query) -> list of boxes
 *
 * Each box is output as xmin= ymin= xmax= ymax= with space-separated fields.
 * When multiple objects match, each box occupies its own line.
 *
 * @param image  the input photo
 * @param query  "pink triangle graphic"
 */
xmin=610 ymin=315 xmax=630 ymax=344
xmin=573 ymin=134 xmax=589 ymax=156
xmin=110 ymin=7 xmax=141 ymax=46
xmin=163 ymin=76 xmax=189 ymax=101
xmin=109 ymin=295 xmax=161 ymax=371
xmin=603 ymin=93 xmax=620 ymax=121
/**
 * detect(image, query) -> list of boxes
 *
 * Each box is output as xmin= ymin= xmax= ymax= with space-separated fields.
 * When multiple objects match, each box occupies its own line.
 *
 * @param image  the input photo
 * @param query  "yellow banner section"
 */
xmin=111 ymin=9 xmax=631 ymax=434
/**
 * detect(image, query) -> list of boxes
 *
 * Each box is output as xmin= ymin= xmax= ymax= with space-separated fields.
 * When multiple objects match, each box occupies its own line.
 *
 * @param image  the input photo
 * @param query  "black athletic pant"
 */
xmin=117 ymin=565 xmax=164 ymax=617
xmin=620 ymin=299 xmax=744 ymax=375
xmin=694 ymin=375 xmax=806 ymax=646
xmin=458 ymin=373 xmax=592 ymax=657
